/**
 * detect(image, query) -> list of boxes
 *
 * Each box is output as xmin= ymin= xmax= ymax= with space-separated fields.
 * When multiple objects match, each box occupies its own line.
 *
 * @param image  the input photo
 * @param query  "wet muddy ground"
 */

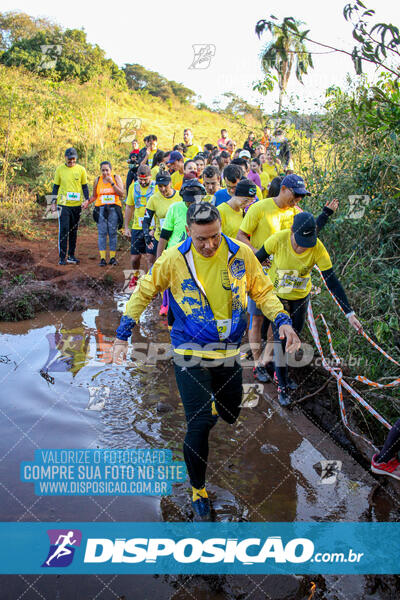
xmin=0 ymin=288 xmax=399 ymax=599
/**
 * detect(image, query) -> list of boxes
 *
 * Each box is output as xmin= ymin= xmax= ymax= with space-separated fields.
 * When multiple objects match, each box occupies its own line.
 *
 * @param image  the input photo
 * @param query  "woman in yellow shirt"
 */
xmin=218 ymin=179 xmax=257 ymax=238
xmin=256 ymin=211 xmax=362 ymax=406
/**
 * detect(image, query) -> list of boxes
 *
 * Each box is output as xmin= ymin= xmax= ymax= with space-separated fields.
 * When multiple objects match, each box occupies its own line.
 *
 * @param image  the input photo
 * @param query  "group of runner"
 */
xmin=51 ymin=126 xmax=400 ymax=520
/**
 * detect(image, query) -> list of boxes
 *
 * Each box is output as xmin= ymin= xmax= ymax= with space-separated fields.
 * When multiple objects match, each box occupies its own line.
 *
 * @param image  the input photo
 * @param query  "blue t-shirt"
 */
xmin=214 ymin=189 xmax=231 ymax=207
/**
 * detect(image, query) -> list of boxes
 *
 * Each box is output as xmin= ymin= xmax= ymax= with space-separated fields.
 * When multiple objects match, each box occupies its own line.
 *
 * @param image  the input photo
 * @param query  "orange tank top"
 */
xmin=95 ymin=175 xmax=121 ymax=207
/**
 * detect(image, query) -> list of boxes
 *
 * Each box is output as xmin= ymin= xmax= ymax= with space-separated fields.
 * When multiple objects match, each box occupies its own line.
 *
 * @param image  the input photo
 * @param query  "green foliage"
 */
xmin=123 ymin=63 xmax=194 ymax=103
xmin=294 ymin=80 xmax=400 ymax=430
xmin=1 ymin=28 xmax=125 ymax=85
xmin=343 ymin=0 xmax=400 ymax=76
xmin=255 ymin=16 xmax=314 ymax=114
xmin=0 ymin=10 xmax=57 ymax=51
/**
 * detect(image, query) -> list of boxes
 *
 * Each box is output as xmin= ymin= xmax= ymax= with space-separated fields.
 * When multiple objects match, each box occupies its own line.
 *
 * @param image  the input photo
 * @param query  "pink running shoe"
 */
xmin=371 ymin=454 xmax=400 ymax=481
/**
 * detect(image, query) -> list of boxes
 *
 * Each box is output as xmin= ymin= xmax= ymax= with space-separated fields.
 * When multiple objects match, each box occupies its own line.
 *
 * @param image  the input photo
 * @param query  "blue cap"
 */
xmin=281 ymin=174 xmax=311 ymax=196
xmin=65 ymin=147 xmax=78 ymax=159
xmin=168 ymin=150 xmax=184 ymax=164
xmin=292 ymin=212 xmax=317 ymax=248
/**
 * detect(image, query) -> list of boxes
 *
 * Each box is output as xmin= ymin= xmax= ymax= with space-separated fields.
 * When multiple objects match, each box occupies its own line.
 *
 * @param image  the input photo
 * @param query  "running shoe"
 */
xmin=277 ymin=387 xmax=291 ymax=407
xmin=371 ymin=454 xmax=400 ymax=481
xmin=159 ymin=305 xmax=168 ymax=316
xmin=253 ymin=365 xmax=271 ymax=383
xmin=109 ymin=257 xmax=118 ymax=266
xmin=274 ymin=372 xmax=298 ymax=390
xmin=191 ymin=497 xmax=211 ymax=521
xmin=58 ymin=259 xmax=67 ymax=266
xmin=128 ymin=275 xmax=138 ymax=290
xmin=99 ymin=258 xmax=107 ymax=267
xmin=67 ymin=256 xmax=80 ymax=264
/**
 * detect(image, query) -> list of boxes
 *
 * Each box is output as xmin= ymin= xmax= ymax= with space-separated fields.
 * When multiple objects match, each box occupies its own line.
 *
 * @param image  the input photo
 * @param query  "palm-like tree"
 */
xmin=257 ymin=17 xmax=313 ymax=115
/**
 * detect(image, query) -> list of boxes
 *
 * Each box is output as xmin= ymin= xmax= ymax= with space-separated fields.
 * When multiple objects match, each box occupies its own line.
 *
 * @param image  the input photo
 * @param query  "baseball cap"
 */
xmin=65 ymin=147 xmax=78 ymax=159
xmin=292 ymin=212 xmax=317 ymax=248
xmin=179 ymin=180 xmax=206 ymax=203
xmin=239 ymin=150 xmax=251 ymax=159
xmin=235 ymin=179 xmax=257 ymax=198
xmin=155 ymin=171 xmax=171 ymax=186
xmin=168 ymin=150 xmax=184 ymax=164
xmin=281 ymin=174 xmax=311 ymax=196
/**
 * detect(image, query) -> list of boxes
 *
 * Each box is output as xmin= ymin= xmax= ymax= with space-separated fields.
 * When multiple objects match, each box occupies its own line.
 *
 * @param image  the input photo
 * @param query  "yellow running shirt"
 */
xmin=151 ymin=165 xmax=160 ymax=180
xmin=54 ymin=164 xmax=88 ymax=206
xmin=218 ymin=203 xmax=244 ymax=238
xmin=171 ymin=171 xmax=184 ymax=191
xmin=264 ymin=229 xmax=332 ymax=300
xmin=259 ymin=172 xmax=270 ymax=198
xmin=191 ymin=239 xmax=231 ymax=323
xmin=145 ymin=190 xmax=180 ymax=240
xmin=185 ymin=143 xmax=202 ymax=160
xmin=126 ymin=182 xmax=155 ymax=230
xmin=263 ymin=162 xmax=281 ymax=180
xmin=240 ymin=197 xmax=301 ymax=250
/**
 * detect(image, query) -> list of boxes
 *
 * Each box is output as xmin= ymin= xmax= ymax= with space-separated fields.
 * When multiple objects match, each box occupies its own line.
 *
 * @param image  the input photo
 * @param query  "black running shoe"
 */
xmin=277 ymin=387 xmax=291 ymax=407
xmin=253 ymin=365 xmax=272 ymax=383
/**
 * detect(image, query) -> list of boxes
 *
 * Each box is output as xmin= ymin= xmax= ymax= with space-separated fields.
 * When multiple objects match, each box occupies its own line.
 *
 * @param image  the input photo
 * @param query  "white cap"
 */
xmin=239 ymin=150 xmax=251 ymax=159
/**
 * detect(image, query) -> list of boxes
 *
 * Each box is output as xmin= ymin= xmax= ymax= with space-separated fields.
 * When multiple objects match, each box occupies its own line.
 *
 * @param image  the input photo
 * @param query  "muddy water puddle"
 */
xmin=0 ymin=295 xmax=399 ymax=599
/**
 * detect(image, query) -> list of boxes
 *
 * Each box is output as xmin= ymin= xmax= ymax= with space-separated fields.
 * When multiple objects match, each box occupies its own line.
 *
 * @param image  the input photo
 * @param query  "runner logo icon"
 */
xmin=42 ymin=529 xmax=82 ymax=567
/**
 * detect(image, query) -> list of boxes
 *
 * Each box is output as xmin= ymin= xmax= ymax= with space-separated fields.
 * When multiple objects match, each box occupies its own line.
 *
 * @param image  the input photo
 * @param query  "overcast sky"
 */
xmin=2 ymin=0 xmax=399 ymax=112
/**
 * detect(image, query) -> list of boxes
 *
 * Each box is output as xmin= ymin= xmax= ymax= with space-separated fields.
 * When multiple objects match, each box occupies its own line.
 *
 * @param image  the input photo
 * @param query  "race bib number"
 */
xmin=216 ymin=319 xmax=232 ymax=341
xmin=100 ymin=194 xmax=114 ymax=205
xmin=66 ymin=192 xmax=80 ymax=202
xmin=138 ymin=217 xmax=144 ymax=227
xmin=276 ymin=270 xmax=309 ymax=293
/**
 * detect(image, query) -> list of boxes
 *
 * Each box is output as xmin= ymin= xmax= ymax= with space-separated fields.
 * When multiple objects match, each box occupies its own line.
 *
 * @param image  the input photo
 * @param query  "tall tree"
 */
xmin=0 ymin=11 xmax=57 ymax=52
xmin=256 ymin=17 xmax=313 ymax=116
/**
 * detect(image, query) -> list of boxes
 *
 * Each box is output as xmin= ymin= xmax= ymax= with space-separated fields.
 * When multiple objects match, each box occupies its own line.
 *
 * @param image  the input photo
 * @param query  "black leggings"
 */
xmin=173 ymin=357 xmax=242 ymax=489
xmin=272 ymin=295 xmax=310 ymax=389
xmin=58 ymin=205 xmax=81 ymax=260
xmin=377 ymin=419 xmax=400 ymax=462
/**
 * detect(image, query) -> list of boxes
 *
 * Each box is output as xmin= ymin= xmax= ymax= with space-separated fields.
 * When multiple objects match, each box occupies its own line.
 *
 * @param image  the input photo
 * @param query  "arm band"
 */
xmin=160 ymin=229 xmax=172 ymax=241
xmin=82 ymin=184 xmax=89 ymax=201
xmin=255 ymin=246 xmax=269 ymax=263
xmin=51 ymin=184 xmax=59 ymax=202
xmin=321 ymin=268 xmax=352 ymax=315
xmin=315 ymin=205 xmax=333 ymax=234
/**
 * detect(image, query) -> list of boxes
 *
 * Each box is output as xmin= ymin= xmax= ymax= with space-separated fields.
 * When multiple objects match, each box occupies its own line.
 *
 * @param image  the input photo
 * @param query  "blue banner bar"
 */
xmin=0 ymin=522 xmax=398 ymax=574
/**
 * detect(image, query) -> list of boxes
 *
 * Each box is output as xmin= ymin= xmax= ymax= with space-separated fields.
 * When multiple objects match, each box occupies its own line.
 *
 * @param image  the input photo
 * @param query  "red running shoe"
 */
xmin=128 ymin=275 xmax=138 ymax=290
xmin=371 ymin=454 xmax=400 ymax=481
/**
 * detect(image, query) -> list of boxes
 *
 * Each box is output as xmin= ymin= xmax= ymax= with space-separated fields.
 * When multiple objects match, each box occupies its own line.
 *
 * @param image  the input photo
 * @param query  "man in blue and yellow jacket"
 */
xmin=113 ymin=201 xmax=300 ymax=520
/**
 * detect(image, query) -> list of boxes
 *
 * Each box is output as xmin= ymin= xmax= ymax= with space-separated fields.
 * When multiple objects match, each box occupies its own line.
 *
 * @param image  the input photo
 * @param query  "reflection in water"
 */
xmin=0 ymin=295 xmax=398 ymax=599
xmin=41 ymin=329 xmax=90 ymax=376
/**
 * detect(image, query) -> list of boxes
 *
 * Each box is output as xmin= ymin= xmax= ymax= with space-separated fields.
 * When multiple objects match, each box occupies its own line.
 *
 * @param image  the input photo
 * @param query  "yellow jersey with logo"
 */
xmin=191 ymin=241 xmax=232 ymax=323
xmin=54 ymin=164 xmax=88 ymax=206
xmin=264 ymin=229 xmax=332 ymax=300
xmin=240 ymin=197 xmax=301 ymax=250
